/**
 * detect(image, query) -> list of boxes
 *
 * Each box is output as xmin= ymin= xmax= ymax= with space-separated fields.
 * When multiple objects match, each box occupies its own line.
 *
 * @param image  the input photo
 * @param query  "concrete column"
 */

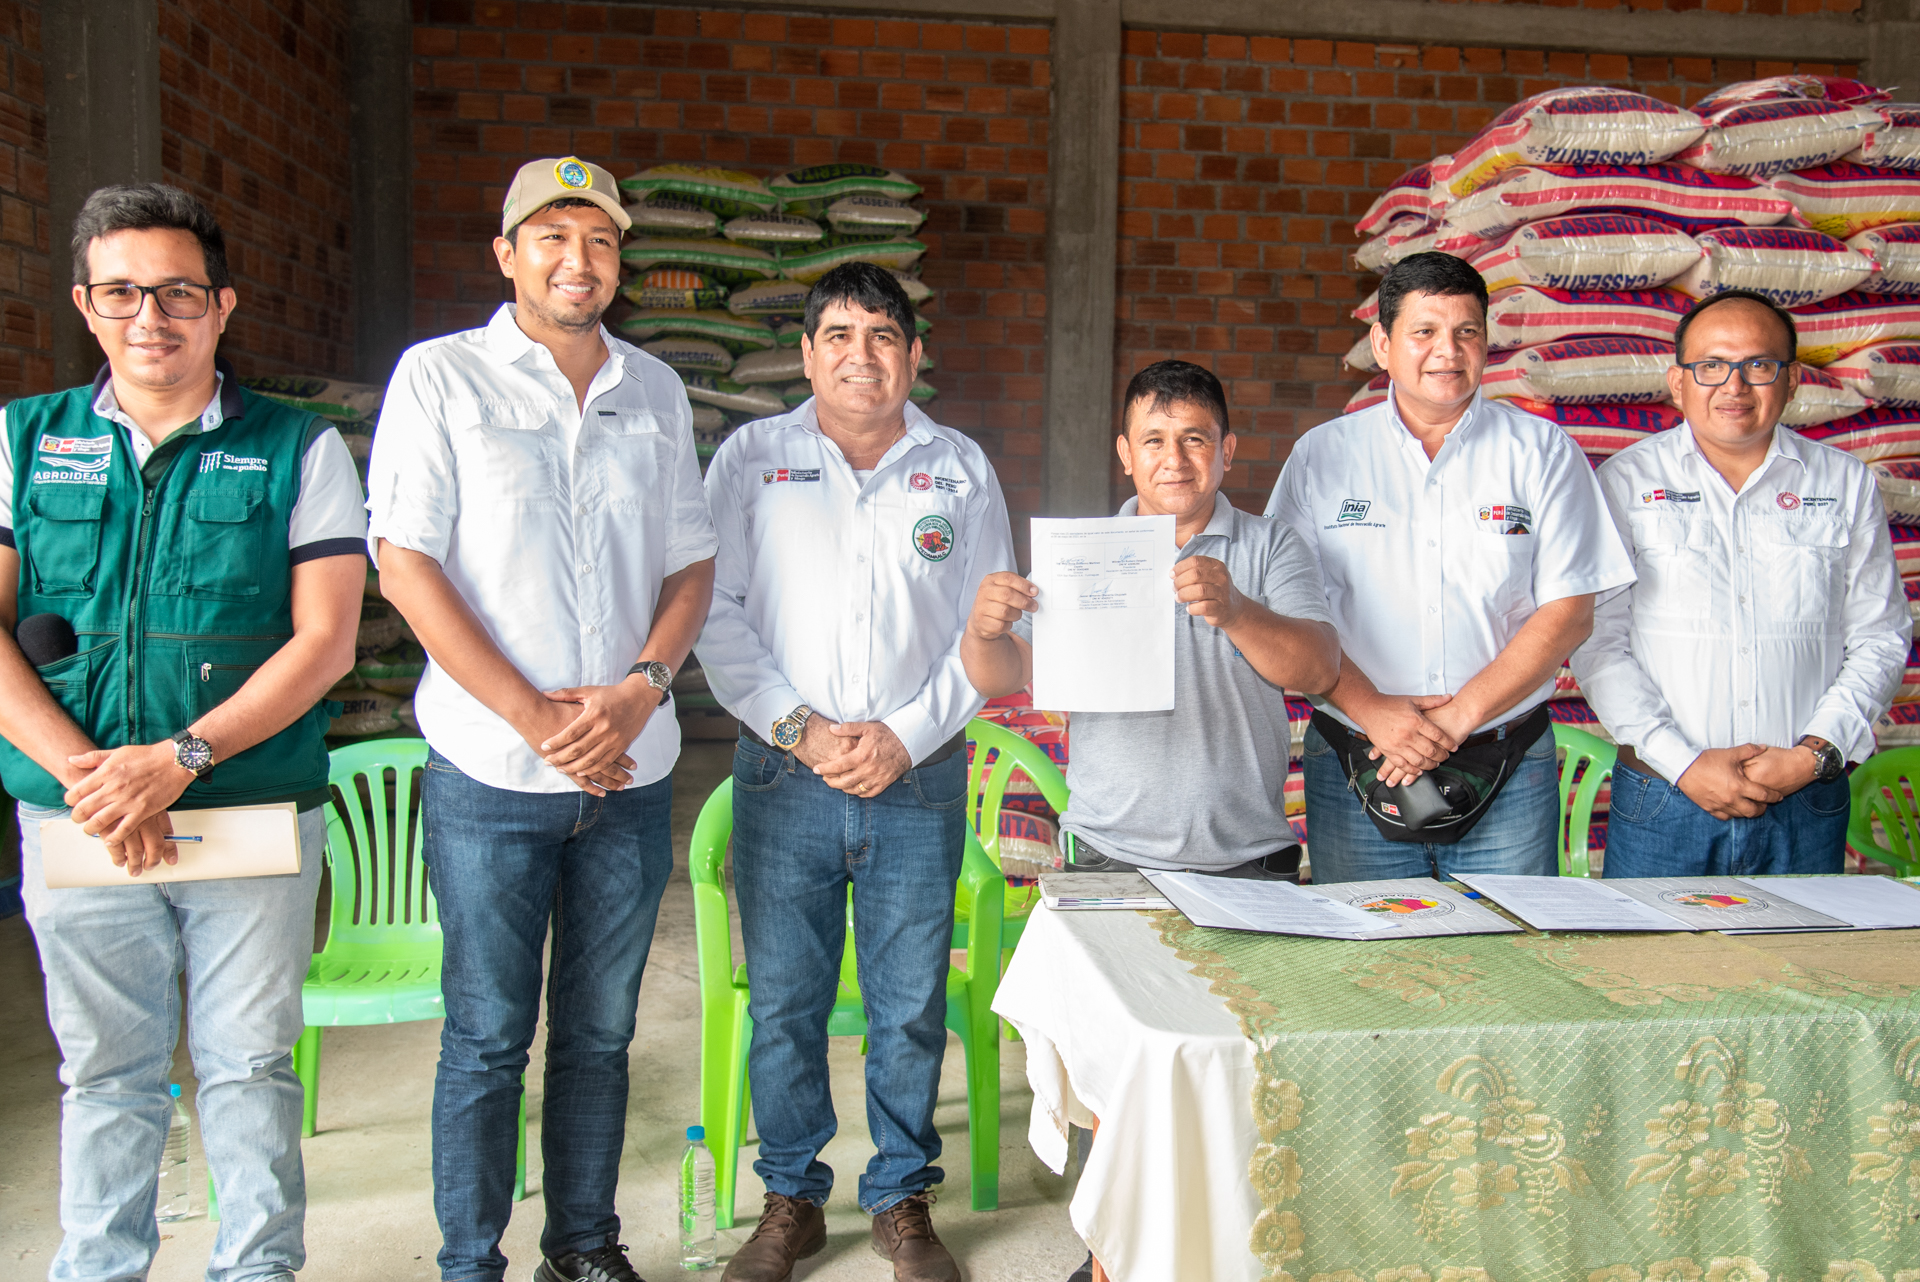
xmin=1865 ymin=1 xmax=1920 ymax=116
xmin=1042 ymin=0 xmax=1121 ymax=518
xmin=44 ymin=0 xmax=163 ymax=390
xmin=351 ymin=0 xmax=415 ymax=384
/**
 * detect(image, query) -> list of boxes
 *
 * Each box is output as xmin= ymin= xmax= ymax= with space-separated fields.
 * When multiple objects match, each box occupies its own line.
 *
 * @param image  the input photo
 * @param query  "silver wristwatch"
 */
xmin=628 ymin=661 xmax=673 ymax=695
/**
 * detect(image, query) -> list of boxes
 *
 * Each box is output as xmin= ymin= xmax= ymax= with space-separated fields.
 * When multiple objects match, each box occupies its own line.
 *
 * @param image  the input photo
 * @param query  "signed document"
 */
xmin=1029 ymin=514 xmax=1176 ymax=711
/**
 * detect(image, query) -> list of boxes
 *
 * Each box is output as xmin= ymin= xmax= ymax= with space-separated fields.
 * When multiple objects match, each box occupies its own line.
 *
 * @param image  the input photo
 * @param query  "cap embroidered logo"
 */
xmin=555 ymin=158 xmax=592 ymax=190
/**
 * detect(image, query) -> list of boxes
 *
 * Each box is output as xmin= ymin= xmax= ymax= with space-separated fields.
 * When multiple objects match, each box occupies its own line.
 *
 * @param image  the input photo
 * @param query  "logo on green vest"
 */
xmin=33 ymin=432 xmax=110 ymax=484
xmin=199 ymin=450 xmax=269 ymax=475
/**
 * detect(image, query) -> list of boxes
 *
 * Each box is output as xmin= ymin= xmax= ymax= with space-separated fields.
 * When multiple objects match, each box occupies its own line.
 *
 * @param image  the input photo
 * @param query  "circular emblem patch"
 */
xmin=909 ymin=472 xmax=933 ymax=491
xmin=1350 ymin=894 xmax=1453 ymax=918
xmin=912 ymin=514 xmax=954 ymax=562
xmin=555 ymin=158 xmax=592 ymax=190
xmin=1776 ymin=491 xmax=1801 ymax=511
xmin=1659 ymin=890 xmax=1765 ymax=913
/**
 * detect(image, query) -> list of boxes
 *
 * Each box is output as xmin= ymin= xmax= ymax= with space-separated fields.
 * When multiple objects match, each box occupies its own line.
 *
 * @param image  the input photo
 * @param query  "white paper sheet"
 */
xmin=1029 ymin=514 xmax=1176 ymax=712
xmin=1734 ymin=875 xmax=1920 ymax=930
xmin=1454 ymin=873 xmax=1692 ymax=932
xmin=1144 ymin=870 xmax=1386 ymax=938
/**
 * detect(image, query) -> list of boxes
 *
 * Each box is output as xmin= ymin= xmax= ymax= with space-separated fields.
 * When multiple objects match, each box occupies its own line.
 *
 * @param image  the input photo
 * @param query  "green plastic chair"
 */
xmin=689 ymin=777 xmax=1004 ymax=1230
xmin=1553 ymin=724 xmax=1616 ymax=878
xmin=209 ymin=739 xmax=525 ymax=1219
xmin=1847 ymin=747 xmax=1920 ymax=877
xmin=962 ymin=717 xmax=1070 ymax=948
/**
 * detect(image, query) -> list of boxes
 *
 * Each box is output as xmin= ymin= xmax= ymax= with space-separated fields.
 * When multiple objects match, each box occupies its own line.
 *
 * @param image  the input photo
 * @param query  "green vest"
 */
xmin=2 ymin=371 xmax=335 ymax=809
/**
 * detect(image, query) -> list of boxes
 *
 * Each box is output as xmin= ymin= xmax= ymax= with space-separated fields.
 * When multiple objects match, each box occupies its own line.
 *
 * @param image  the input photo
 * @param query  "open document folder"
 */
xmin=41 ymin=802 xmax=302 ymax=887
xmin=1144 ymin=872 xmax=1521 ymax=940
xmin=1455 ymin=873 xmax=1866 ymax=933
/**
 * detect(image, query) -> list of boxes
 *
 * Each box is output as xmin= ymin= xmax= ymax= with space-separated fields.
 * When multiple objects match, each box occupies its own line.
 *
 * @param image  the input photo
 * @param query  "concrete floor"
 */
xmin=0 ymin=742 xmax=1087 ymax=1281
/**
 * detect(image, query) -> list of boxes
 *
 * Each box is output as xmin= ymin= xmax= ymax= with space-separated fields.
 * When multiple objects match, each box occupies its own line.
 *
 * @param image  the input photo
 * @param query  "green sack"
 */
xmin=729 ymin=347 xmax=806 ymax=385
xmin=825 ymin=196 xmax=926 ymax=236
xmin=618 ymin=165 xmax=777 ymax=218
xmin=616 ymin=309 xmax=776 ymax=353
xmin=773 ymin=320 xmax=805 ymax=348
xmin=624 ymin=195 xmax=720 ymax=238
xmin=723 ymin=213 xmax=824 ymax=247
xmin=909 ymin=378 xmax=939 ymax=403
xmin=891 ymin=271 xmax=933 ymax=306
xmin=727 ymin=279 xmax=813 ymax=317
xmin=241 ymin=375 xmax=384 ymax=423
xmin=356 ymin=641 xmax=427 ymax=694
xmin=681 ymin=375 xmax=787 ymax=418
xmin=619 ymin=268 xmax=729 ymax=311
xmin=689 ymin=402 xmax=728 ymax=432
xmin=780 ymin=381 xmax=813 ymax=407
xmin=641 ymin=337 xmax=733 ymax=375
xmin=620 ymin=238 xmax=777 ymax=287
xmin=777 ymin=235 xmax=927 ymax=284
xmin=770 ymin=164 xmax=923 ymax=215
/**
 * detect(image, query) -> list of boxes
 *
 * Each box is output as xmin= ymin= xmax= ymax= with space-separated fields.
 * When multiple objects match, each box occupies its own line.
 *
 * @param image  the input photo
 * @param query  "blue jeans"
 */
xmin=729 ymin=736 xmax=966 ymax=1214
xmin=1602 ymin=761 xmax=1850 ymax=878
xmin=421 ymin=752 xmax=673 ymax=1282
xmin=19 ymin=800 xmax=326 ymax=1282
xmin=1300 ymin=722 xmax=1560 ymax=883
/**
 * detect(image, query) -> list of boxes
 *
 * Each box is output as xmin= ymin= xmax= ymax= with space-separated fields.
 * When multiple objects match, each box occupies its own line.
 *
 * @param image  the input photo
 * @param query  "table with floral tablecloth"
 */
xmin=994 ymin=900 xmax=1920 ymax=1282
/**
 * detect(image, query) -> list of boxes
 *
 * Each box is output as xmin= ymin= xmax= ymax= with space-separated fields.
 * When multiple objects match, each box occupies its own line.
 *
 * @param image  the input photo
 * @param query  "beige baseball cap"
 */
xmin=501 ymin=157 xmax=631 ymax=237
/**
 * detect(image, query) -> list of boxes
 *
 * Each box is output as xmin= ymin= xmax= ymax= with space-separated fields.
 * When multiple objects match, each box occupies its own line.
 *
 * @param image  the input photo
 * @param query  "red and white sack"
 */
xmin=1851 ymin=222 xmax=1920 ymax=294
xmin=1877 ymin=701 xmax=1920 ymax=746
xmin=1439 ymin=163 xmax=1796 ymax=241
xmin=1486 ymin=286 xmax=1689 ymax=351
xmin=1796 ymin=407 xmax=1920 ymax=461
xmin=1470 ymin=214 xmax=1701 ymax=293
xmin=1668 ymin=226 xmax=1873 ymax=307
xmin=1848 ymin=105 xmax=1920 ymax=171
xmin=1789 ymin=293 xmax=1920 ymax=364
xmin=1439 ymin=88 xmax=1705 ymax=198
xmin=1481 ymin=336 xmax=1674 ymax=404
xmin=1898 ymin=639 xmax=1920 ymax=702
xmin=1693 ymin=75 xmax=1892 ymax=117
xmin=1353 ymin=217 xmax=1428 ymax=273
xmin=1353 ymin=289 xmax=1379 ymax=325
xmin=1352 ymin=220 xmax=1480 ymax=274
xmin=1778 ymin=364 xmax=1870 ymax=427
xmin=1770 ymin=164 xmax=1920 ymax=240
xmin=1345 ymin=372 xmax=1391 ymax=414
xmin=1892 ymin=527 xmax=1920 ymax=579
xmin=1356 ymin=159 xmax=1449 ymax=236
xmin=1870 ymin=460 xmax=1920 ymax=520
xmin=1828 ymin=340 xmax=1920 ymax=405
xmin=1677 ymin=99 xmax=1884 ymax=177
xmin=1504 ymin=399 xmax=1683 ymax=456
xmin=1343 ymin=335 xmax=1379 ymax=374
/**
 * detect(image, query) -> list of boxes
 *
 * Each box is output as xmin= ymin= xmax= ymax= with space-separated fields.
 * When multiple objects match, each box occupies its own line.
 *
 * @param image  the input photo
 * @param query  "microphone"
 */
xmin=17 ymin=613 xmax=76 ymax=667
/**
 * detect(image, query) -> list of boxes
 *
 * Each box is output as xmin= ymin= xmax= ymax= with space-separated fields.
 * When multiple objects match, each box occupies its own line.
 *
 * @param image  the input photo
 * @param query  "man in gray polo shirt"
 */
xmin=961 ymin=360 xmax=1340 ymax=875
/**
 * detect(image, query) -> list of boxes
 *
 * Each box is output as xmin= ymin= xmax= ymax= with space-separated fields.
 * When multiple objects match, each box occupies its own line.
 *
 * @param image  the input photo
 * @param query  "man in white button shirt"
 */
xmin=1268 ymin=252 xmax=1635 ymax=883
xmin=1571 ymin=290 xmax=1909 ymax=877
xmin=367 ymin=158 xmax=717 ymax=1282
xmin=697 ymin=262 xmax=1013 ymax=1282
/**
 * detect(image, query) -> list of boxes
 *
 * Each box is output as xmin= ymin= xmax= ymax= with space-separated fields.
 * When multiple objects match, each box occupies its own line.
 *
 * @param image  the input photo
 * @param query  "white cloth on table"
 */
xmin=992 ymin=904 xmax=1262 ymax=1282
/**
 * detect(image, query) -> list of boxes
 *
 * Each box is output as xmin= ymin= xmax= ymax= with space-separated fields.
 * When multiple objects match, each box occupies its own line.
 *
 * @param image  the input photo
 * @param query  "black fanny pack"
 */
xmin=1312 ymin=704 xmax=1550 ymax=845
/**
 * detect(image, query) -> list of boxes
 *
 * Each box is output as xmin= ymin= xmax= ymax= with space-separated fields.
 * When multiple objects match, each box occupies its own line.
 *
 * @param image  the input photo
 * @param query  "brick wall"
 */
xmin=409 ymin=3 xmax=1052 ymax=516
xmin=159 ymin=0 xmax=356 ymax=378
xmin=1116 ymin=34 xmax=1859 ymax=515
xmin=0 ymin=0 xmax=47 ymax=400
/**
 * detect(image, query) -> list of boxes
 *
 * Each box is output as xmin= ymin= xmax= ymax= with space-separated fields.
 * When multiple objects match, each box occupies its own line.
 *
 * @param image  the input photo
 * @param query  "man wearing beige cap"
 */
xmin=370 ymin=157 xmax=717 ymax=1282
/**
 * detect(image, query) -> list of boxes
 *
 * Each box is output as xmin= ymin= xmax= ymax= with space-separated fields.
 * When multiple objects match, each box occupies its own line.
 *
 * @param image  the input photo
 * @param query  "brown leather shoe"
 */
xmin=869 ymin=1192 xmax=960 ymax=1282
xmin=721 ymin=1192 xmax=826 ymax=1282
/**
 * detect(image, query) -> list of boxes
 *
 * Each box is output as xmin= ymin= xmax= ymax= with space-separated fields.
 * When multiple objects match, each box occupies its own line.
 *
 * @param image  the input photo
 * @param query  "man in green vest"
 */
xmin=0 ymin=184 xmax=366 ymax=1282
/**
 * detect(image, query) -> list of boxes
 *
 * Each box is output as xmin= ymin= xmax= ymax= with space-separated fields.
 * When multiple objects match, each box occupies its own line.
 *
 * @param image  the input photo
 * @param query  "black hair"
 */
xmin=508 ymin=196 xmax=609 ymax=244
xmin=71 ymin=183 xmax=230 ymax=289
xmin=1673 ymin=288 xmax=1798 ymax=363
xmin=1376 ymin=251 xmax=1488 ymax=334
xmin=1120 ymin=359 xmax=1230 ymax=438
xmin=802 ymin=261 xmax=916 ymax=342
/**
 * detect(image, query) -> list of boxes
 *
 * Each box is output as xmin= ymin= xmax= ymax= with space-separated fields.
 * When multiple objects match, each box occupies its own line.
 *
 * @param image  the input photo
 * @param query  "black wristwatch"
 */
xmin=628 ymin=660 xmax=673 ymax=698
xmin=1800 ymin=736 xmax=1845 ymax=784
xmin=172 ymin=729 xmax=214 ymax=779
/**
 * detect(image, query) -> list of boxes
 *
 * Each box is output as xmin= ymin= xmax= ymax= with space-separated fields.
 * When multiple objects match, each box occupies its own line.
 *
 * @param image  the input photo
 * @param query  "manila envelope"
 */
xmin=41 ymin=801 xmax=302 ymax=887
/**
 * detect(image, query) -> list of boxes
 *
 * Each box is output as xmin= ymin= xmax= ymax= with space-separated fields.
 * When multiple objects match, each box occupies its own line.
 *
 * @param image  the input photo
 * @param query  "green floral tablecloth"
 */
xmin=1147 ymin=909 xmax=1920 ymax=1282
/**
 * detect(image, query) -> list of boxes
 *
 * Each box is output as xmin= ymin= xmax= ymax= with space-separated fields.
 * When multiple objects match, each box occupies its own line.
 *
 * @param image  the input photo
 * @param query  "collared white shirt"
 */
xmin=695 ymin=398 xmax=1015 ymax=765
xmin=1267 ymin=388 xmax=1636 ymax=733
xmin=1570 ymin=421 xmax=1910 ymax=780
xmin=367 ymin=304 xmax=717 ymax=793
xmin=0 ymin=365 xmax=368 ymax=561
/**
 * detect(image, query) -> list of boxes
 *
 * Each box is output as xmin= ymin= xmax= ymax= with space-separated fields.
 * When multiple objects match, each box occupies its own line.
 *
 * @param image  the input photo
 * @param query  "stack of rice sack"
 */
xmin=613 ymin=163 xmax=939 ymax=470
xmin=240 ymin=375 xmax=423 ymax=744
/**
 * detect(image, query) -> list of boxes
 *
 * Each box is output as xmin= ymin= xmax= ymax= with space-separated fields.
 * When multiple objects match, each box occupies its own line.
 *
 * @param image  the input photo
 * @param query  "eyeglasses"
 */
xmin=85 ymin=282 xmax=216 ymax=320
xmin=1675 ymin=357 xmax=1791 ymax=387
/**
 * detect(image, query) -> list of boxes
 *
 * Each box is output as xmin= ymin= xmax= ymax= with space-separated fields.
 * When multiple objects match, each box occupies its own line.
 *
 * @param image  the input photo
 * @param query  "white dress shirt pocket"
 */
xmin=1753 ymin=517 xmax=1847 ymax=625
xmin=1627 ymin=512 xmax=1714 ymax=618
xmin=883 ymin=493 xmax=964 ymax=577
xmin=449 ymin=399 xmax=555 ymax=505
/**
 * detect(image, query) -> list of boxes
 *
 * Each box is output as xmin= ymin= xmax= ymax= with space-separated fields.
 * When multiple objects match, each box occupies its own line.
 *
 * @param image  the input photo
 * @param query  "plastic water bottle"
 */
xmin=156 ymin=1084 xmax=192 ymax=1222
xmin=679 ymin=1125 xmax=716 ymax=1269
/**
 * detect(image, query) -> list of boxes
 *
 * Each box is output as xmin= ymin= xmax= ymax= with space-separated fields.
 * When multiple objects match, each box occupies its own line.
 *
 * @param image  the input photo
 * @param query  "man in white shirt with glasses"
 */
xmin=1572 ymin=289 xmax=1909 ymax=877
